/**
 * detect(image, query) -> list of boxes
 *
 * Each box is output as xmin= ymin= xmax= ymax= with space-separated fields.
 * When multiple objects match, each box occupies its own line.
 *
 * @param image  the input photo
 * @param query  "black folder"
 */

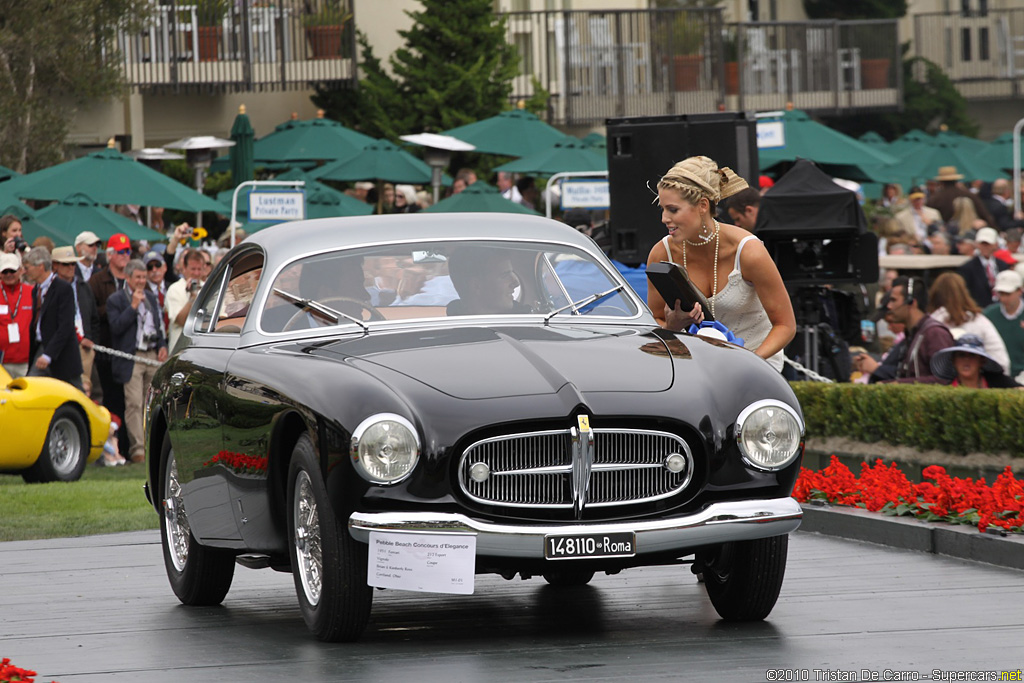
xmin=645 ymin=261 xmax=715 ymax=322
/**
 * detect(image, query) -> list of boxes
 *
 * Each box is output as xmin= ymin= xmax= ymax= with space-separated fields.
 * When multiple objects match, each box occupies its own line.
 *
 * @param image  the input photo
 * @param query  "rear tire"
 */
xmin=542 ymin=570 xmax=595 ymax=587
xmin=23 ymin=406 xmax=88 ymax=483
xmin=700 ymin=535 xmax=788 ymax=621
xmin=288 ymin=433 xmax=372 ymax=642
xmin=159 ymin=433 xmax=235 ymax=605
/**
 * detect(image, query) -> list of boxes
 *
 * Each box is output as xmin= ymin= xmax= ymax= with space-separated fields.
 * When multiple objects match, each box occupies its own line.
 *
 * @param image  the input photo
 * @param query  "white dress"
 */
xmin=930 ymin=306 xmax=1010 ymax=374
xmin=661 ymin=235 xmax=783 ymax=371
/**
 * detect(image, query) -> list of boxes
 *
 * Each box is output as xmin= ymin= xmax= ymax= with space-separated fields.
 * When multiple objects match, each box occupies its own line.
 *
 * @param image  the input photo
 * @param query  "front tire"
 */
xmin=159 ymin=433 xmax=235 ymax=605
xmin=23 ymin=406 xmax=89 ymax=483
xmin=700 ymin=535 xmax=788 ymax=621
xmin=288 ymin=434 xmax=372 ymax=642
xmin=542 ymin=570 xmax=595 ymax=587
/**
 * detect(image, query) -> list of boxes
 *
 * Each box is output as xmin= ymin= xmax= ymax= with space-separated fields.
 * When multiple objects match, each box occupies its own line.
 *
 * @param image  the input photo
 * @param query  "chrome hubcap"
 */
xmin=163 ymin=455 xmax=189 ymax=572
xmin=293 ymin=471 xmax=322 ymax=606
xmin=50 ymin=417 xmax=81 ymax=476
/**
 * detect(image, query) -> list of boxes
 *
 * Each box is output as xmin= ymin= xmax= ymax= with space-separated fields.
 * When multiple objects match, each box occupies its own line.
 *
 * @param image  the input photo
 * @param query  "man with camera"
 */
xmin=164 ymin=248 xmax=206 ymax=352
xmin=107 ymin=259 xmax=167 ymax=463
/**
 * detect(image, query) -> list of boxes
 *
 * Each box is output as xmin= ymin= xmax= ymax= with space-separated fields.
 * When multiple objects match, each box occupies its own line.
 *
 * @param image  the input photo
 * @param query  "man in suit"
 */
xmin=895 ymin=188 xmax=942 ymax=242
xmin=22 ymin=247 xmax=83 ymax=390
xmin=927 ymin=166 xmax=995 ymax=227
xmin=52 ymin=246 xmax=100 ymax=394
xmin=958 ymin=227 xmax=1011 ymax=309
xmin=108 ymin=259 xmax=167 ymax=463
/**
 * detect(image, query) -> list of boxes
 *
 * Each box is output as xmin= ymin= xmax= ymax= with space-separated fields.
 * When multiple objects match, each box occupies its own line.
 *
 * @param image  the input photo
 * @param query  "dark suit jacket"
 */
xmin=73 ymin=279 xmax=100 ymax=342
xmin=957 ymin=255 xmax=1010 ymax=309
xmin=107 ymin=288 xmax=167 ymax=384
xmin=928 ymin=183 xmax=995 ymax=226
xmin=29 ymin=274 xmax=83 ymax=383
xmin=88 ymin=267 xmax=123 ymax=347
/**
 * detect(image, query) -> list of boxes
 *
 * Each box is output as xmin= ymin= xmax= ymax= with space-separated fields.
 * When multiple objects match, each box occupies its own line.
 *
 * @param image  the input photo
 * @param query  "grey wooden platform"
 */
xmin=2 ymin=529 xmax=1024 ymax=682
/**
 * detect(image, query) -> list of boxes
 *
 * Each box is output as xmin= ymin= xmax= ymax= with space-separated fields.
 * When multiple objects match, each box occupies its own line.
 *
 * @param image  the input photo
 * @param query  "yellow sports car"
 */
xmin=0 ymin=365 xmax=111 ymax=483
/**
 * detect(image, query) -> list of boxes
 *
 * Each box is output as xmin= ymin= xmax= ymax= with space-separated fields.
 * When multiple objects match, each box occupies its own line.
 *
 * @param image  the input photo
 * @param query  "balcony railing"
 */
xmin=118 ymin=0 xmax=357 ymax=93
xmin=913 ymin=9 xmax=1024 ymax=100
xmin=502 ymin=9 xmax=901 ymax=126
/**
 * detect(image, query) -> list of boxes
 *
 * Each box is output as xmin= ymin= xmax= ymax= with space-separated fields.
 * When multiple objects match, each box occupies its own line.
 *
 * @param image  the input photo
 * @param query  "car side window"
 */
xmin=195 ymin=251 xmax=265 ymax=335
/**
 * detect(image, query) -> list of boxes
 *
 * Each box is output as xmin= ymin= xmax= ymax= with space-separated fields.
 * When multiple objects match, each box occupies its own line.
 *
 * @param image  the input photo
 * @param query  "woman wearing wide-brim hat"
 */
xmin=930 ymin=333 xmax=1022 ymax=388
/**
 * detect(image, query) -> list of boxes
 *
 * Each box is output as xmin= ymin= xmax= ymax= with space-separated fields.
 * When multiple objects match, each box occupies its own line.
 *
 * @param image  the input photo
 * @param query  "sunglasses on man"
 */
xmin=114 ymin=248 xmax=132 ymax=255
xmin=1 ymin=269 xmax=16 ymax=275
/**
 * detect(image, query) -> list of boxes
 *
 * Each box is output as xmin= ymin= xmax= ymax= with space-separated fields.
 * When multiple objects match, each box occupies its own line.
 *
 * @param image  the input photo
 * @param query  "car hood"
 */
xmin=311 ymin=325 xmax=675 ymax=399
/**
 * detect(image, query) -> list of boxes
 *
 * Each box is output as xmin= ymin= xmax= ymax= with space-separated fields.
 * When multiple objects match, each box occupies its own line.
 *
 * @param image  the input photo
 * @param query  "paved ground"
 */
xmin=2 ymin=527 xmax=1024 ymax=682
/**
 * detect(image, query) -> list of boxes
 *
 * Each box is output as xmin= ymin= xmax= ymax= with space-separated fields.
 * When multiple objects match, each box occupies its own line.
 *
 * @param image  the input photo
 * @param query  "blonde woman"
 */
xmin=646 ymin=156 xmax=795 ymax=371
xmin=948 ymin=196 xmax=984 ymax=236
xmin=927 ymin=271 xmax=1009 ymax=373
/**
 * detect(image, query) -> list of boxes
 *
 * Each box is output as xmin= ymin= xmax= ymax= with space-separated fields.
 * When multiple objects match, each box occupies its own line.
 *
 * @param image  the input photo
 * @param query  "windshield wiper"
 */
xmin=272 ymin=287 xmax=369 ymax=333
xmin=543 ymin=284 xmax=625 ymax=324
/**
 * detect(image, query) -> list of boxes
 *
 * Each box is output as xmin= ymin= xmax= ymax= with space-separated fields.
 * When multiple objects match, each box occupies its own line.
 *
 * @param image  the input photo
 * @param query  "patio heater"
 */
xmin=127 ymin=148 xmax=184 ymax=228
xmin=163 ymin=136 xmax=235 ymax=228
xmin=400 ymin=133 xmax=475 ymax=204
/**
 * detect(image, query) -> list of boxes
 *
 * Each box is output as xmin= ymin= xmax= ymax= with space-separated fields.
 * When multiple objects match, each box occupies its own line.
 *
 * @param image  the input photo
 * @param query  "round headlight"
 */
xmin=736 ymin=400 xmax=803 ymax=471
xmin=350 ymin=414 xmax=420 ymax=484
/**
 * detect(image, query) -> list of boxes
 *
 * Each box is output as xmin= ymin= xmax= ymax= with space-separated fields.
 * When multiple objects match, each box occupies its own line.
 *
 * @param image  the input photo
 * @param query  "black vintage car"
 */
xmin=144 ymin=213 xmax=804 ymax=642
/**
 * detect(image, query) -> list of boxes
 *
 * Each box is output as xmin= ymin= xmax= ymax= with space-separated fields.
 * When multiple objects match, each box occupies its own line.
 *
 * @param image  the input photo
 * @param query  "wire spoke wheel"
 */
xmin=293 ymin=471 xmax=323 ymax=606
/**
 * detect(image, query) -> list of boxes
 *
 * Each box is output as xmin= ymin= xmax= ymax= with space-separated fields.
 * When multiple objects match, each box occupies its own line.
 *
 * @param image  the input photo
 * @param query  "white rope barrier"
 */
xmin=91 ymin=343 xmax=164 ymax=368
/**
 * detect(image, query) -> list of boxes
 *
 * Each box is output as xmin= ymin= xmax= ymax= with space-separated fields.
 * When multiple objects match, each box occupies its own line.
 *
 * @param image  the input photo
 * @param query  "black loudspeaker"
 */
xmin=606 ymin=112 xmax=759 ymax=266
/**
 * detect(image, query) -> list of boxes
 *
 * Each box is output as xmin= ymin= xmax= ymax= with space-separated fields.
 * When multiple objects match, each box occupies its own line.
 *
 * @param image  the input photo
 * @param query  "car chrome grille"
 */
xmin=458 ymin=428 xmax=693 ymax=511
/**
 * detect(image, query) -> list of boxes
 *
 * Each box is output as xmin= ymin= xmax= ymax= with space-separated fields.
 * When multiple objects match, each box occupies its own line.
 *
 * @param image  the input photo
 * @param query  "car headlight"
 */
xmin=735 ymin=400 xmax=803 ymax=471
xmin=350 ymin=414 xmax=420 ymax=484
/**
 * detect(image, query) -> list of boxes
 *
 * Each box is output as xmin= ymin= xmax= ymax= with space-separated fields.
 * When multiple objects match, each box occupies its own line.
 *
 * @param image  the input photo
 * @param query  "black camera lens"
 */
xmin=14 ymin=238 xmax=28 ymax=252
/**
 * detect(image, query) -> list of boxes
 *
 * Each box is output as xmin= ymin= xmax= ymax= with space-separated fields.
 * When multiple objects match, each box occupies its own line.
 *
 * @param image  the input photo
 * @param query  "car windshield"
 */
xmin=259 ymin=239 xmax=640 ymax=333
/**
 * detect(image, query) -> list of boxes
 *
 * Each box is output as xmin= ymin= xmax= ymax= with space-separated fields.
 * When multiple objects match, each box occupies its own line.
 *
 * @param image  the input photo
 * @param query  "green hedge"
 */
xmin=790 ymin=382 xmax=1024 ymax=456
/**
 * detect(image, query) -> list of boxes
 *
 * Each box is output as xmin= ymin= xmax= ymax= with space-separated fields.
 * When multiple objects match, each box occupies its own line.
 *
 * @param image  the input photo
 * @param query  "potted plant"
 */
xmin=303 ymin=2 xmax=351 ymax=59
xmin=654 ymin=12 xmax=706 ymax=91
xmin=195 ymin=0 xmax=229 ymax=61
xmin=722 ymin=29 xmax=739 ymax=95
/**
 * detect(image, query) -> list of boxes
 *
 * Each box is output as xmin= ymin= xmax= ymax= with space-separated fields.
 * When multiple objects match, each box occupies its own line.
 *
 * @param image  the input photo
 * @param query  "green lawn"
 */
xmin=0 ymin=464 xmax=160 ymax=542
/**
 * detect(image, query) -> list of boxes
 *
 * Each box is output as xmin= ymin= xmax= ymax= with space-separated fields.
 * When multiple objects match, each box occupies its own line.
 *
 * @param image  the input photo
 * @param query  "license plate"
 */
xmin=544 ymin=532 xmax=636 ymax=560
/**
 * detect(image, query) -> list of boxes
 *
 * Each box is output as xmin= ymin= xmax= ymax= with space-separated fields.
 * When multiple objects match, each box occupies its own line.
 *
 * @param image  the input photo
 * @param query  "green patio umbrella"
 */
xmin=887 ymin=129 xmax=935 ymax=159
xmin=35 ymin=193 xmax=167 ymax=243
xmin=881 ymin=140 xmax=1007 ymax=189
xmin=0 ymin=165 xmax=20 ymax=183
xmin=757 ymin=110 xmax=899 ymax=182
xmin=0 ymin=202 xmax=66 ymax=245
xmin=580 ymin=132 xmax=607 ymax=151
xmin=2 ymin=146 xmax=227 ymax=213
xmin=495 ymin=138 xmax=607 ymax=175
xmin=973 ymin=132 xmax=1024 ymax=173
xmin=421 ymin=181 xmax=540 ymax=215
xmin=252 ymin=113 xmax=376 ymax=165
xmin=229 ymin=105 xmax=255 ymax=188
xmin=933 ymin=130 xmax=987 ymax=156
xmin=858 ymin=131 xmax=889 ymax=148
xmin=312 ymin=140 xmax=432 ymax=184
xmin=443 ymin=109 xmax=568 ymax=157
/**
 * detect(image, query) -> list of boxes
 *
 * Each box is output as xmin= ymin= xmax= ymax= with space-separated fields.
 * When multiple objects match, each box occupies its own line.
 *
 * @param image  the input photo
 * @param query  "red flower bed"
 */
xmin=0 ymin=658 xmax=55 ymax=683
xmin=793 ymin=455 xmax=1024 ymax=533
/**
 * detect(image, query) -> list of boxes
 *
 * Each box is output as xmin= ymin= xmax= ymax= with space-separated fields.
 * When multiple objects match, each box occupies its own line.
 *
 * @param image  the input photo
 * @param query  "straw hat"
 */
xmin=934 ymin=166 xmax=964 ymax=181
xmin=51 ymin=246 xmax=83 ymax=264
xmin=930 ymin=334 xmax=1001 ymax=380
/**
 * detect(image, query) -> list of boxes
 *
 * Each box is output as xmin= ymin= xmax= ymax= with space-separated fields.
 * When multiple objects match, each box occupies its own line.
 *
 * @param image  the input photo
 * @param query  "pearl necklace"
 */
xmin=681 ymin=217 xmax=720 ymax=320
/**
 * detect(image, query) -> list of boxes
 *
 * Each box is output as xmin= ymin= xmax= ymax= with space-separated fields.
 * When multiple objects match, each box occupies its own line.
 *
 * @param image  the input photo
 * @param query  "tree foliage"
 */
xmin=821 ymin=54 xmax=979 ymax=141
xmin=314 ymin=0 xmax=519 ymax=140
xmin=0 ymin=0 xmax=149 ymax=172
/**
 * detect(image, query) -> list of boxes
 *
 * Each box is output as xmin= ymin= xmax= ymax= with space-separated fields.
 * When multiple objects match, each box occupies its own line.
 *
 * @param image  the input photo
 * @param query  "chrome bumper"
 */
xmin=348 ymin=497 xmax=802 ymax=560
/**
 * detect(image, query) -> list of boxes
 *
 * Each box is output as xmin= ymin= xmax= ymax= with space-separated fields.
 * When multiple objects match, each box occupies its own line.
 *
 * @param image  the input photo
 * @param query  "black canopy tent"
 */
xmin=754 ymin=159 xmax=878 ymax=286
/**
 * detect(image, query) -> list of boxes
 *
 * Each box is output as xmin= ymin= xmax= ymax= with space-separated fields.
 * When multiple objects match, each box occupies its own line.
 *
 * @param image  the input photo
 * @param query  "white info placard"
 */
xmin=248 ymin=190 xmax=306 ymax=221
xmin=561 ymin=179 xmax=610 ymax=209
xmin=368 ymin=532 xmax=476 ymax=595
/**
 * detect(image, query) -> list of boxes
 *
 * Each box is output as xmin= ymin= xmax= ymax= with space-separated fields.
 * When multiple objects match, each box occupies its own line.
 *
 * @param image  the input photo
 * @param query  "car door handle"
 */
xmin=169 ymin=372 xmax=186 ymax=388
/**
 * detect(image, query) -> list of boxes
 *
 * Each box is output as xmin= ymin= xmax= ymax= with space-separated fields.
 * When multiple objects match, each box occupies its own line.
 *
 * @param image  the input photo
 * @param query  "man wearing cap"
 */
xmin=52 ymin=246 xmax=100 ymax=392
xmin=107 ymin=259 xmax=167 ymax=463
xmin=89 ymin=233 xmax=133 ymax=455
xmin=0 ymin=252 xmax=33 ymax=378
xmin=143 ymin=251 xmax=169 ymax=330
xmin=895 ymin=188 xmax=942 ymax=242
xmin=74 ymin=231 xmax=104 ymax=284
xmin=983 ymin=269 xmax=1024 ymax=380
xmin=927 ymin=166 xmax=995 ymax=226
xmin=22 ymin=247 xmax=84 ymax=389
xmin=957 ymin=226 xmax=1010 ymax=309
